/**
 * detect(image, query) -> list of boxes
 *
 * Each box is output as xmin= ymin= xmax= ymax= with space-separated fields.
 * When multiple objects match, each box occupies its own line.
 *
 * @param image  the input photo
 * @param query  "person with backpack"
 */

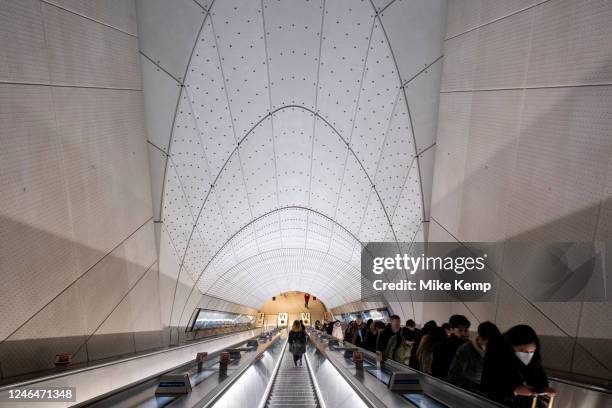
xmin=288 ymin=320 xmax=307 ymax=366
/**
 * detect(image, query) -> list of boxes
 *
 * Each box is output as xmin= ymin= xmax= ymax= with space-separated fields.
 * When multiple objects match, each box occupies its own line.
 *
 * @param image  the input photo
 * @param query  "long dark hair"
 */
xmin=421 ymin=320 xmax=437 ymax=336
xmin=291 ymin=320 xmax=302 ymax=332
xmin=504 ymin=324 xmax=542 ymax=368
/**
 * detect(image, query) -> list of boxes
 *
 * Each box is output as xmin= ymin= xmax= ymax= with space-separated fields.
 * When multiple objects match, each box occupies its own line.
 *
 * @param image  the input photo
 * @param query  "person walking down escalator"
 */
xmin=344 ymin=314 xmax=367 ymax=348
xmin=288 ymin=320 xmax=307 ymax=366
xmin=304 ymin=292 xmax=310 ymax=309
xmin=481 ymin=325 xmax=555 ymax=407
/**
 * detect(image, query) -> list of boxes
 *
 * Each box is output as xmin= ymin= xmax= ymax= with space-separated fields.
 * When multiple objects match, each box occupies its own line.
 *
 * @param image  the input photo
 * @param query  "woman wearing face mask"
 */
xmin=481 ymin=325 xmax=555 ymax=407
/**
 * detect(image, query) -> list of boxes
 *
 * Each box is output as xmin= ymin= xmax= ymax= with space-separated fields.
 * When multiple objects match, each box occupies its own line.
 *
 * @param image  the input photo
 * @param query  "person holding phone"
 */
xmin=481 ymin=325 xmax=556 ymax=407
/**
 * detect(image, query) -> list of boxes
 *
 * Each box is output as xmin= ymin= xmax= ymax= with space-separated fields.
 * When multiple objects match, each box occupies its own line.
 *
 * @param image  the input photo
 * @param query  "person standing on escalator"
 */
xmin=431 ymin=314 xmax=471 ymax=380
xmin=481 ymin=325 xmax=555 ymax=407
xmin=289 ymin=320 xmax=307 ymax=366
xmin=344 ymin=314 xmax=367 ymax=348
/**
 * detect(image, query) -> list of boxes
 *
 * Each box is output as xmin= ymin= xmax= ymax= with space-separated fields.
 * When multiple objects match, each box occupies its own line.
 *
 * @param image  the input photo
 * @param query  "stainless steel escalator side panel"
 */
xmin=79 ymin=332 xmax=271 ymax=408
xmin=547 ymin=379 xmax=612 ymax=408
xmin=182 ymin=332 xmax=286 ymax=408
xmin=318 ymin=336 xmax=507 ymax=408
xmin=264 ymin=344 xmax=320 ymax=408
xmin=340 ymin=338 xmax=611 ymax=408
xmin=306 ymin=336 xmax=390 ymax=408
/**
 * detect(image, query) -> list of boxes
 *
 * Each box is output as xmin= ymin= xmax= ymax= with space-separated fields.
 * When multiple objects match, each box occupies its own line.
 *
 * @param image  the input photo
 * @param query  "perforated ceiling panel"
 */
xmin=141 ymin=0 xmax=445 ymax=310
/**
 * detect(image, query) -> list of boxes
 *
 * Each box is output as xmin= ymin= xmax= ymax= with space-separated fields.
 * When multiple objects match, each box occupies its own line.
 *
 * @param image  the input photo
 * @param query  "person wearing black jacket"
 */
xmin=288 ymin=320 xmax=307 ymax=366
xmin=326 ymin=320 xmax=335 ymax=335
xmin=431 ymin=314 xmax=470 ymax=380
xmin=365 ymin=320 xmax=386 ymax=352
xmin=376 ymin=315 xmax=401 ymax=354
xmin=409 ymin=320 xmax=437 ymax=369
xmin=406 ymin=319 xmax=422 ymax=338
xmin=344 ymin=314 xmax=367 ymax=348
xmin=481 ymin=325 xmax=555 ymax=407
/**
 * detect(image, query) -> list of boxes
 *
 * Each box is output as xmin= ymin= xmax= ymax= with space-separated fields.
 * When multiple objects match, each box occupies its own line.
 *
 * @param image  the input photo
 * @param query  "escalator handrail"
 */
xmin=257 ymin=336 xmax=288 ymax=408
xmin=548 ymin=376 xmax=611 ymax=394
xmin=199 ymin=332 xmax=283 ymax=408
xmin=304 ymin=350 xmax=326 ymax=408
xmin=76 ymin=331 xmax=271 ymax=407
xmin=338 ymin=338 xmax=508 ymax=408
xmin=0 ymin=328 xmax=263 ymax=392
xmin=308 ymin=335 xmax=388 ymax=408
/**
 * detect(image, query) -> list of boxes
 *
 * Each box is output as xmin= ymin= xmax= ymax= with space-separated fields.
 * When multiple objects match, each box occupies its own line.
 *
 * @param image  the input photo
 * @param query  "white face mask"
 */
xmin=515 ymin=351 xmax=535 ymax=365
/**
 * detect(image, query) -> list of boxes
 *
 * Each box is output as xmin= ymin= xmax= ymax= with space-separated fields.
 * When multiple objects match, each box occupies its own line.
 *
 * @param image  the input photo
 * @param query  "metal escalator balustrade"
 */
xmin=265 ymin=344 xmax=320 ymax=408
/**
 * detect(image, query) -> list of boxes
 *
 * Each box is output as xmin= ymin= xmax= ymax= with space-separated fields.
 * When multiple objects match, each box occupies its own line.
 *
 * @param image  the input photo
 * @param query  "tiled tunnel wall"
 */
xmin=0 ymin=0 xmax=257 ymax=381
xmin=0 ymin=0 xmax=164 ymax=380
xmin=424 ymin=0 xmax=612 ymax=381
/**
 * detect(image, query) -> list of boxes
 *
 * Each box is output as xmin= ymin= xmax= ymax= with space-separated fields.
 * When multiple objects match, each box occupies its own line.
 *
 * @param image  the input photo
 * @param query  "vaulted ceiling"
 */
xmin=137 ymin=0 xmax=447 ymax=320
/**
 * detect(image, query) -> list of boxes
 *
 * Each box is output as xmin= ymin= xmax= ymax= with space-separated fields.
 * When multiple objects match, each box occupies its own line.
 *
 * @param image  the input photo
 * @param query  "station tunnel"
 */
xmin=0 ymin=0 xmax=611 ymax=407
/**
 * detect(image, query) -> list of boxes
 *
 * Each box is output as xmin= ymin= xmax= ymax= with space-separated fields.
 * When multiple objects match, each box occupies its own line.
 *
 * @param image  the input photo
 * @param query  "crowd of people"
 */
xmin=315 ymin=314 xmax=555 ymax=407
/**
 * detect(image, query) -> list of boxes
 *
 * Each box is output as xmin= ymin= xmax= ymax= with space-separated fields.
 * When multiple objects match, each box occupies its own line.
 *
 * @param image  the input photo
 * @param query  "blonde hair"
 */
xmin=291 ymin=320 xmax=301 ymax=332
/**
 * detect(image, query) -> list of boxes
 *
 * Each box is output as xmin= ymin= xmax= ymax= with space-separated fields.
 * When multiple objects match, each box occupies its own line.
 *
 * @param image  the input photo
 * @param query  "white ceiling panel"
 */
xmin=390 ymin=161 xmax=423 ymax=241
xmin=404 ymin=58 xmax=443 ymax=152
xmin=140 ymin=55 xmax=181 ymax=151
xmin=374 ymin=92 xmax=417 ymax=215
xmin=371 ymin=0 xmax=394 ymax=13
xmin=136 ymin=0 xmax=206 ymax=81
xmin=213 ymin=154 xmax=252 ymax=232
xmin=161 ymin=161 xmax=195 ymax=256
xmin=309 ymin=118 xmax=350 ymax=216
xmin=316 ymin=1 xmax=373 ymax=138
xmin=273 ymin=108 xmax=314 ymax=206
xmin=141 ymin=0 xmax=446 ymax=311
xmin=195 ymin=190 xmax=230 ymax=251
xmin=334 ymin=154 xmax=372 ymax=233
xmin=263 ymin=0 xmax=323 ymax=110
xmin=170 ymin=94 xmax=213 ymax=215
xmin=238 ymin=117 xmax=278 ymax=217
xmin=186 ymin=22 xmax=236 ymax=174
xmin=210 ymin=0 xmax=270 ymax=136
xmin=379 ymin=0 xmax=447 ymax=83
xmin=359 ymin=188 xmax=392 ymax=242
xmin=350 ymin=21 xmax=400 ymax=174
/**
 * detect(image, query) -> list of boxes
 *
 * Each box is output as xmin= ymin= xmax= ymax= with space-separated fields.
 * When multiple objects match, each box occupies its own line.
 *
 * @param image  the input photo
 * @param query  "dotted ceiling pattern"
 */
xmin=147 ymin=0 xmax=440 ymax=316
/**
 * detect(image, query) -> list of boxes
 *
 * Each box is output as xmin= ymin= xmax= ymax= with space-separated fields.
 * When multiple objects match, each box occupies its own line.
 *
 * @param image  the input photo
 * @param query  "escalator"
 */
xmin=264 ymin=344 xmax=320 ymax=408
